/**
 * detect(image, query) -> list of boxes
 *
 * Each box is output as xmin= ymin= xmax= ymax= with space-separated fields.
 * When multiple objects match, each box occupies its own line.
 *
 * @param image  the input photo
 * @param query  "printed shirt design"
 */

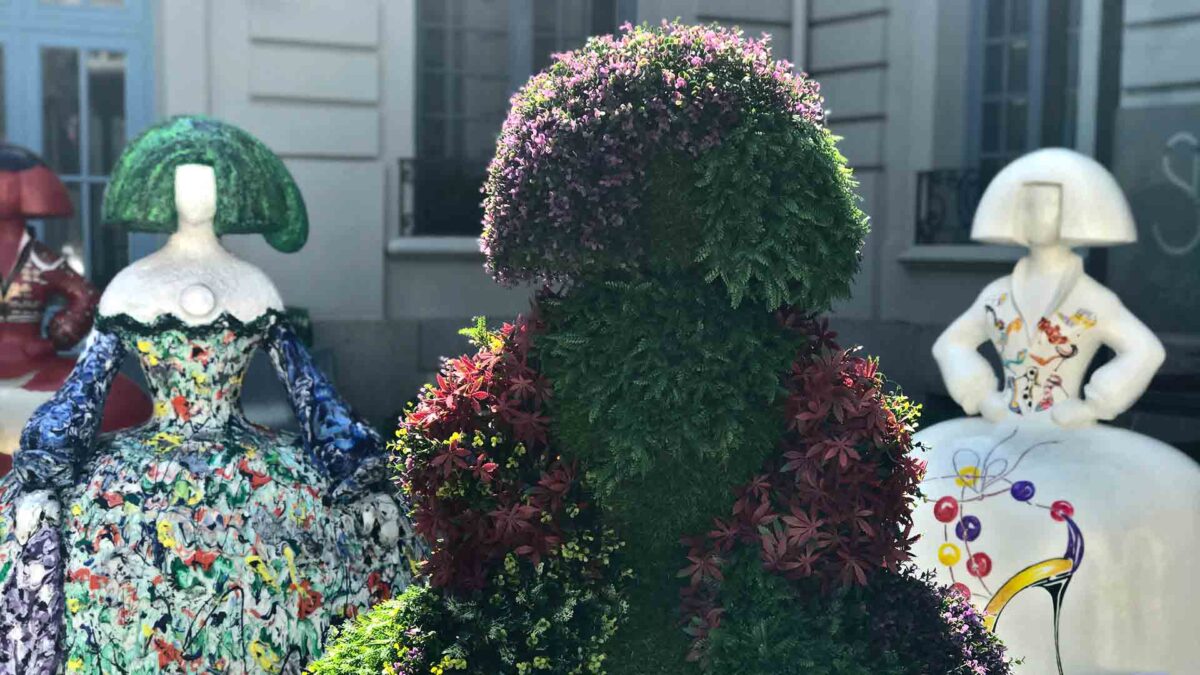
xmin=983 ymin=291 xmax=1097 ymax=415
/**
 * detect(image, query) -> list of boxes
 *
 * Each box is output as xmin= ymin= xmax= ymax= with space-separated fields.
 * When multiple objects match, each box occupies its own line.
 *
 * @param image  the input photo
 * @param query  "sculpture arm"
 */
xmin=1082 ymin=299 xmax=1166 ymax=421
xmin=932 ymin=291 xmax=998 ymax=416
xmin=43 ymin=264 xmax=101 ymax=349
xmin=16 ymin=329 xmax=124 ymax=490
xmin=264 ymin=319 xmax=388 ymax=502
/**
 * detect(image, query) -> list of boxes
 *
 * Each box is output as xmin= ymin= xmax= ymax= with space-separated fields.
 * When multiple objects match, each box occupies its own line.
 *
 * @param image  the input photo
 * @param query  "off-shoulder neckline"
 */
xmin=96 ymin=308 xmax=284 ymax=334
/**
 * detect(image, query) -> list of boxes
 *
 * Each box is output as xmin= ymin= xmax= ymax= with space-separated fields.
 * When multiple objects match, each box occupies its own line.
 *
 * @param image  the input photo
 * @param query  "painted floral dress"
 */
xmin=0 ymin=310 xmax=415 ymax=674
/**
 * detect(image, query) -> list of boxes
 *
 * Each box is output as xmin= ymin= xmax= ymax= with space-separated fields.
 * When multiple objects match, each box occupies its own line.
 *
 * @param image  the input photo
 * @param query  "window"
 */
xmin=0 ymin=0 xmax=152 ymax=286
xmin=408 ymin=0 xmax=618 ymax=236
xmin=40 ymin=47 xmax=129 ymax=284
xmin=0 ymin=46 xmax=6 ymax=140
xmin=916 ymin=0 xmax=1082 ymax=245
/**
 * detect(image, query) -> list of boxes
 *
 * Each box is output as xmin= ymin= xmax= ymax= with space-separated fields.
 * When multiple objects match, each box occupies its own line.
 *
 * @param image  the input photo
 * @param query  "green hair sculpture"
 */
xmin=102 ymin=115 xmax=308 ymax=252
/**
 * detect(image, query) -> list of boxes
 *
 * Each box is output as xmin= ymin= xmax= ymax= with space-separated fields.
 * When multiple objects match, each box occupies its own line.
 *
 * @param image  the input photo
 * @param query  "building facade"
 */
xmin=2 ymin=0 xmax=1196 ymax=452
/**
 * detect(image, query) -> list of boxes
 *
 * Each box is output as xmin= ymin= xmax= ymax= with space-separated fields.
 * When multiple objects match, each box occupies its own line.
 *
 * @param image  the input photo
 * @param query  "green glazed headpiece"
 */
xmin=102 ymin=115 xmax=308 ymax=253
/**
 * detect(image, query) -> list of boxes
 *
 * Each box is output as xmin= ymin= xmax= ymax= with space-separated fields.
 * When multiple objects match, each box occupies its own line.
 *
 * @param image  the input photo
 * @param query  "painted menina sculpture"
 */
xmin=911 ymin=148 xmax=1200 ymax=674
xmin=0 ymin=143 xmax=151 ymax=473
xmin=0 ymin=117 xmax=414 ymax=674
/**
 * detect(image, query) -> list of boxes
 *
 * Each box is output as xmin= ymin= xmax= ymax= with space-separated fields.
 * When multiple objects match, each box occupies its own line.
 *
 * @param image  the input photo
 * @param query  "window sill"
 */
xmin=898 ymin=244 xmax=1024 ymax=268
xmin=386 ymin=236 xmax=483 ymax=259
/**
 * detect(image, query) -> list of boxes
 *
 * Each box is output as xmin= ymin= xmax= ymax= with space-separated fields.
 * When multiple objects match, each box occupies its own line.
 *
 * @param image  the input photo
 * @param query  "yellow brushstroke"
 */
xmin=983 ymin=558 xmax=1073 ymax=631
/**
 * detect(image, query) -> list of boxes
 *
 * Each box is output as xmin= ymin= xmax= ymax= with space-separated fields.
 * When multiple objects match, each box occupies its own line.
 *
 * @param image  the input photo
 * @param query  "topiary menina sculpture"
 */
xmin=312 ymin=22 xmax=1013 ymax=675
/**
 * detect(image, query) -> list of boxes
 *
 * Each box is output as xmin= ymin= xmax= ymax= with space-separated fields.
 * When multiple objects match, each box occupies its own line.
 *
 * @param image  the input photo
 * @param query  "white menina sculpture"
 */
xmin=910 ymin=148 xmax=1200 ymax=675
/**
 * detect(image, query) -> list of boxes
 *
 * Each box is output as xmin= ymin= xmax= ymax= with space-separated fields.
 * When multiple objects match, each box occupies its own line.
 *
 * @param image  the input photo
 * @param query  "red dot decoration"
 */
xmin=1050 ymin=500 xmax=1075 ymax=522
xmin=951 ymin=582 xmax=972 ymax=601
xmin=933 ymin=496 xmax=959 ymax=523
xmin=966 ymin=552 xmax=992 ymax=578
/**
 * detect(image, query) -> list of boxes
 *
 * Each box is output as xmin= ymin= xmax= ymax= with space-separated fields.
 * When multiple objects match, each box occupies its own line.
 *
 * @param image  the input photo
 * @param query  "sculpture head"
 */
xmin=482 ymin=22 xmax=867 ymax=311
xmin=0 ymin=143 xmax=73 ymax=221
xmin=174 ymin=164 xmax=218 ymax=228
xmin=972 ymin=148 xmax=1135 ymax=248
xmin=1019 ymin=182 xmax=1063 ymax=246
xmin=102 ymin=116 xmax=308 ymax=252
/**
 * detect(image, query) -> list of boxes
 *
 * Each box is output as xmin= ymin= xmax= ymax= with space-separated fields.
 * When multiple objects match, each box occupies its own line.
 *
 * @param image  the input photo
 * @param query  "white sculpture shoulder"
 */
xmin=98 ymin=164 xmax=284 ymax=325
xmin=931 ymin=149 xmax=1165 ymax=429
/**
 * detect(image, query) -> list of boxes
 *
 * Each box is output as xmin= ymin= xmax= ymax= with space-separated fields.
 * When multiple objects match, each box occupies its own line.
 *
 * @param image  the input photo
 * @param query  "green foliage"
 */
xmin=703 ymin=552 xmax=1012 ymax=675
xmin=102 ymin=115 xmax=308 ymax=252
xmin=685 ymin=122 xmax=867 ymax=310
xmin=483 ymin=21 xmax=867 ymax=312
xmin=310 ymin=548 xmax=628 ymax=675
xmin=538 ymin=271 xmax=801 ymax=544
xmin=536 ymin=272 xmax=804 ymax=674
xmin=307 ymin=586 xmax=431 ymax=675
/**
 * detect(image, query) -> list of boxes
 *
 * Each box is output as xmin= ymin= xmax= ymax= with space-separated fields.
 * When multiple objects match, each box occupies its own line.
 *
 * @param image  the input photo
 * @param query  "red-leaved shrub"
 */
xmin=680 ymin=313 xmax=925 ymax=656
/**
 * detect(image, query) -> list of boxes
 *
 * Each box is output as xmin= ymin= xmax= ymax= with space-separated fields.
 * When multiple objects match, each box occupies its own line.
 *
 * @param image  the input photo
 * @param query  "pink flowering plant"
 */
xmin=483 ymin=21 xmax=867 ymax=310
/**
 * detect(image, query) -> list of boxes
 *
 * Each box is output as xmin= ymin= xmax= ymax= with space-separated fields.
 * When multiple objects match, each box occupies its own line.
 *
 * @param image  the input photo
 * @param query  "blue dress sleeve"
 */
xmin=17 ymin=329 xmax=124 ymax=491
xmin=264 ymin=319 xmax=388 ymax=501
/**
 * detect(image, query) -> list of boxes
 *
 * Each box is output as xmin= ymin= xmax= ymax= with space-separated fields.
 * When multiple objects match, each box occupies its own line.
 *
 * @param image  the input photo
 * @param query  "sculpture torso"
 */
xmin=916 ymin=257 xmax=1198 ymax=675
xmin=981 ymin=257 xmax=1106 ymax=418
xmin=99 ymin=228 xmax=282 ymax=326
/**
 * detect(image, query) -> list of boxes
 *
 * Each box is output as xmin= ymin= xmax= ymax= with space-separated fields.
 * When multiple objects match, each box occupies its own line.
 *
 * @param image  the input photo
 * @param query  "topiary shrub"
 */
xmin=311 ymin=317 xmax=626 ymax=674
xmin=481 ymin=21 xmax=866 ymax=310
xmin=678 ymin=316 xmax=1011 ymax=674
xmin=700 ymin=553 xmax=1010 ymax=675
xmin=313 ymin=21 xmax=1012 ymax=675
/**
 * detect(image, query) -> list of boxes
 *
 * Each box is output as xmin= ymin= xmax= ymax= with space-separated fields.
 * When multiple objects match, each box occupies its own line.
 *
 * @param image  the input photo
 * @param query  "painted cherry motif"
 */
xmin=934 ymin=496 xmax=959 ymax=523
xmin=938 ymin=542 xmax=962 ymax=566
xmin=967 ymin=552 xmax=993 ymax=578
xmin=1050 ymin=500 xmax=1075 ymax=522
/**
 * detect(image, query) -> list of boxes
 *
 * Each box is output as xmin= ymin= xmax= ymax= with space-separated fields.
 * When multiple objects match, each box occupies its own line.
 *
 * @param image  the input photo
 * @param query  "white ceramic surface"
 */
xmin=914 ymin=149 xmax=1200 ymax=674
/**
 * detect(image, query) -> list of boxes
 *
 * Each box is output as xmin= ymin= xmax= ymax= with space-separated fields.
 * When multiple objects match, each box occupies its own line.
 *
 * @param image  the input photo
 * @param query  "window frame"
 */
xmin=408 ymin=0 xmax=618 ymax=237
xmin=908 ymin=0 xmax=1092 ymax=253
xmin=0 ymin=0 xmax=154 ymax=284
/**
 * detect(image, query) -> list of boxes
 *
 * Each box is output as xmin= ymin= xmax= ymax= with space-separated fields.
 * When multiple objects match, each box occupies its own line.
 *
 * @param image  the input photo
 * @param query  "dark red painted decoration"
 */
xmin=0 ymin=143 xmax=151 ymax=473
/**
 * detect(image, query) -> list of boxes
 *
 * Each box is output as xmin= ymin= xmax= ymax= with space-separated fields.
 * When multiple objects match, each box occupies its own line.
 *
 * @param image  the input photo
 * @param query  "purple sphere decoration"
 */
xmin=955 ymin=515 xmax=982 ymax=542
xmin=1010 ymin=480 xmax=1036 ymax=502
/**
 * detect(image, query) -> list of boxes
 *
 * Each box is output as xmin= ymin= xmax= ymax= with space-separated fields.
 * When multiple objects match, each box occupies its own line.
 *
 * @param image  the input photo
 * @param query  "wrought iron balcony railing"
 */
xmin=914 ymin=168 xmax=986 ymax=245
xmin=398 ymin=158 xmax=489 ymax=237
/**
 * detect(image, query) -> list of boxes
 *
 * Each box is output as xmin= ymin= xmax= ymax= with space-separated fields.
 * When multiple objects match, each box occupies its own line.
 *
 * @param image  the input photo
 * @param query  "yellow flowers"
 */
xmin=245 ymin=554 xmax=278 ymax=588
xmin=148 ymin=432 xmax=183 ymax=451
xmin=515 ymin=657 xmax=551 ymax=674
xmin=137 ymin=340 xmax=160 ymax=366
xmin=156 ymin=520 xmax=178 ymax=548
xmin=955 ymin=465 xmax=980 ymax=488
xmin=249 ymin=640 xmax=280 ymax=672
xmin=430 ymin=655 xmax=467 ymax=673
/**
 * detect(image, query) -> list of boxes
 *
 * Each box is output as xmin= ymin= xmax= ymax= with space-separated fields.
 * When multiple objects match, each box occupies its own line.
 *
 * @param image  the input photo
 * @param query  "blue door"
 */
xmin=0 ymin=0 xmax=154 ymax=286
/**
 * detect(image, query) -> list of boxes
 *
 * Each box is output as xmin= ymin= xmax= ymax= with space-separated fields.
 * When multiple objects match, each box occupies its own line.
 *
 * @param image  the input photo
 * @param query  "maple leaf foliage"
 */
xmin=679 ymin=312 xmax=924 ymax=660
